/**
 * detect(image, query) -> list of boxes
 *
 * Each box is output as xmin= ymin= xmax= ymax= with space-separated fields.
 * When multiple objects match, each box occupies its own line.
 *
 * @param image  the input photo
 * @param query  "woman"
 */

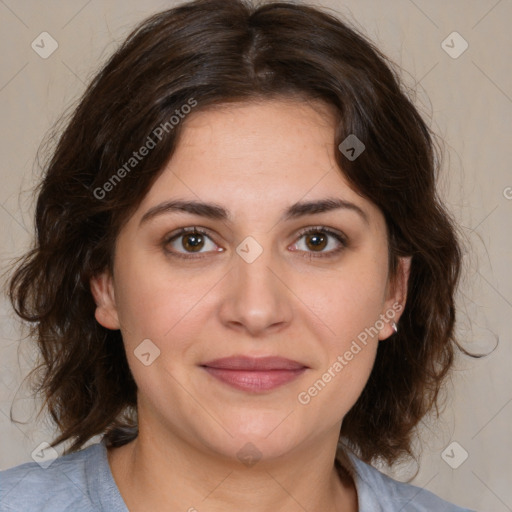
xmin=1 ymin=0 xmax=474 ymax=510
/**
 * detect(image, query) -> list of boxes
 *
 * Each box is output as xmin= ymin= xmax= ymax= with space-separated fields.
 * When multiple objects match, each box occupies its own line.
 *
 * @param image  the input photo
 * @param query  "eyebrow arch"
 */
xmin=139 ymin=197 xmax=369 ymax=226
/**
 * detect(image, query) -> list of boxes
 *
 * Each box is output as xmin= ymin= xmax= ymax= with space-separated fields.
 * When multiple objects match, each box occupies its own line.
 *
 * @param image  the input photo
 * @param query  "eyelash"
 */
xmin=162 ymin=225 xmax=348 ymax=261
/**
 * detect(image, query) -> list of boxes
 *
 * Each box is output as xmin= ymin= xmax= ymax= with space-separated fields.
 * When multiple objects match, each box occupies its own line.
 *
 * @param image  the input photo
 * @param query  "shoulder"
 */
xmin=347 ymin=452 xmax=475 ymax=512
xmin=0 ymin=442 xmax=119 ymax=512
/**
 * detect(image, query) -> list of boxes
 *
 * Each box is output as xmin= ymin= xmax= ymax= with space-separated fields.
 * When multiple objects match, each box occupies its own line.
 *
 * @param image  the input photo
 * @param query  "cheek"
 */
xmin=292 ymin=265 xmax=385 ymax=407
xmin=112 ymin=248 xmax=217 ymax=352
xmin=297 ymin=262 xmax=387 ymax=340
xmin=296 ymin=291 xmax=380 ymax=420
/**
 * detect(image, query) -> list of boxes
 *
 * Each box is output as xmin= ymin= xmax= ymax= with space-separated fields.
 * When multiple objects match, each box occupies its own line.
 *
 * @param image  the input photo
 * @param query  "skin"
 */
xmin=91 ymin=99 xmax=411 ymax=512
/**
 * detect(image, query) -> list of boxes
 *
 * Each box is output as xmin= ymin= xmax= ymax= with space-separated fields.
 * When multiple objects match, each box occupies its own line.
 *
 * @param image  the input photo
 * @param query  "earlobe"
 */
xmin=90 ymin=271 xmax=120 ymax=330
xmin=379 ymin=255 xmax=412 ymax=341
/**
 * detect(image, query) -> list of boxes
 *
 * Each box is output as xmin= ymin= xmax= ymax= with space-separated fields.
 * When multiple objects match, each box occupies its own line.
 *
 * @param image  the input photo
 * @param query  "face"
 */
xmin=91 ymin=99 xmax=410 ymax=462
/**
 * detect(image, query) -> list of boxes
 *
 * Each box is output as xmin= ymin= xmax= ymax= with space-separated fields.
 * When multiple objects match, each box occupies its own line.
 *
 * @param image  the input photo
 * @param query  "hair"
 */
xmin=7 ymin=0 xmax=463 ymax=466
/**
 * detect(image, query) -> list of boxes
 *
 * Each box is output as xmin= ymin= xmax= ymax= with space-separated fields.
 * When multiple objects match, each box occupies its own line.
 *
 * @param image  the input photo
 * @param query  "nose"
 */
xmin=218 ymin=238 xmax=294 ymax=337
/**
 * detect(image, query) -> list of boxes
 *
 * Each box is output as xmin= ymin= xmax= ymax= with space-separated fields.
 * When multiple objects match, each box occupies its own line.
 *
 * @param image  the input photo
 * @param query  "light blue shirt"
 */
xmin=0 ymin=440 xmax=475 ymax=511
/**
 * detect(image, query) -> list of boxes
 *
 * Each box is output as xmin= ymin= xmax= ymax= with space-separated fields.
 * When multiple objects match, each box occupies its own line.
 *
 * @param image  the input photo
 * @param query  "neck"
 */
xmin=107 ymin=423 xmax=358 ymax=512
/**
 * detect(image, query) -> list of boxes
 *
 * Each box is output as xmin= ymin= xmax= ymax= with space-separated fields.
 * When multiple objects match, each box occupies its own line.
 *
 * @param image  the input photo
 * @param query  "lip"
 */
xmin=202 ymin=356 xmax=307 ymax=371
xmin=200 ymin=356 xmax=308 ymax=392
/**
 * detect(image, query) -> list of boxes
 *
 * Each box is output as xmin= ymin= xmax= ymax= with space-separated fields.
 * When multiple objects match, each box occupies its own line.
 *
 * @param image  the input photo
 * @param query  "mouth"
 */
xmin=200 ymin=356 xmax=308 ymax=392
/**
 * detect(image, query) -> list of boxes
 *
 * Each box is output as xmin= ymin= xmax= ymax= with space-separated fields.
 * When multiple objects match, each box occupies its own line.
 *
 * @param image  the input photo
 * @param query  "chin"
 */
xmin=211 ymin=414 xmax=307 ymax=461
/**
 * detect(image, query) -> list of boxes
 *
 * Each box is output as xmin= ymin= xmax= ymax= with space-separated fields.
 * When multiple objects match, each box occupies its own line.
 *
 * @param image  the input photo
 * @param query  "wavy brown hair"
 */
xmin=7 ymin=0 xmax=463 ymax=466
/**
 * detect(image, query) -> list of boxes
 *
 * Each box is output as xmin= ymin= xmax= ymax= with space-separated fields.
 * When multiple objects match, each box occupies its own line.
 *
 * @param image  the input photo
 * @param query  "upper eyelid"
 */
xmin=295 ymin=225 xmax=347 ymax=241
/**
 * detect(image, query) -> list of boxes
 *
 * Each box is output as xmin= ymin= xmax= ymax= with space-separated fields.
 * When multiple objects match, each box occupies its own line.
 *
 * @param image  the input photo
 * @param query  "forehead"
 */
xmin=175 ymin=98 xmax=336 ymax=166
xmin=134 ymin=99 xmax=382 ymax=226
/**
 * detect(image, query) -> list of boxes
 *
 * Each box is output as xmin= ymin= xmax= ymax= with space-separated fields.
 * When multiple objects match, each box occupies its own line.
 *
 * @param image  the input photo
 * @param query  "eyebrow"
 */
xmin=139 ymin=197 xmax=369 ymax=226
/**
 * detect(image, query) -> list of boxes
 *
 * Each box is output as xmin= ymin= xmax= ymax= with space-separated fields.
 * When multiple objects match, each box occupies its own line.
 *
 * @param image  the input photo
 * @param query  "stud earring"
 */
xmin=392 ymin=322 xmax=398 ymax=333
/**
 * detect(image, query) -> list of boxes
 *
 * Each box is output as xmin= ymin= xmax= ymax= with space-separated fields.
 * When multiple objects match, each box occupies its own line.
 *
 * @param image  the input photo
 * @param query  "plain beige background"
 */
xmin=0 ymin=1 xmax=511 ymax=511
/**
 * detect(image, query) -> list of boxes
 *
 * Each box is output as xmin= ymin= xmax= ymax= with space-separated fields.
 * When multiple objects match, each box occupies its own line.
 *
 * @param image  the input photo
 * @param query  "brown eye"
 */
xmin=291 ymin=226 xmax=347 ymax=258
xmin=305 ymin=231 xmax=328 ymax=251
xmin=181 ymin=232 xmax=205 ymax=252
xmin=163 ymin=227 xmax=222 ymax=259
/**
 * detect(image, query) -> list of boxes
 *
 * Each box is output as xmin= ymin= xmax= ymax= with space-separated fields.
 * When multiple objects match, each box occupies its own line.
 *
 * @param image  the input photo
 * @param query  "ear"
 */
xmin=378 ymin=256 xmax=412 ymax=341
xmin=90 ymin=271 xmax=120 ymax=330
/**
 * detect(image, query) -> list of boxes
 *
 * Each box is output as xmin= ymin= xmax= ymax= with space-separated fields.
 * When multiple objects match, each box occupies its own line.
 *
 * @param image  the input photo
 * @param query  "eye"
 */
xmin=289 ymin=226 xmax=347 ymax=258
xmin=162 ymin=225 xmax=348 ymax=260
xmin=163 ymin=227 xmax=223 ymax=259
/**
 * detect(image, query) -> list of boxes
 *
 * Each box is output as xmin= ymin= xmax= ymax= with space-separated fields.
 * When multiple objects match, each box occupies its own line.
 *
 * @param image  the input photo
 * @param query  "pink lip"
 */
xmin=201 ymin=356 xmax=308 ymax=392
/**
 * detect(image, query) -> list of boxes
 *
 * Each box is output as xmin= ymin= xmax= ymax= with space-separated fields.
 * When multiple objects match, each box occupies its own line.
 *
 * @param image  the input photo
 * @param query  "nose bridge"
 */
xmin=219 ymin=234 xmax=291 ymax=334
xmin=233 ymin=234 xmax=279 ymax=299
